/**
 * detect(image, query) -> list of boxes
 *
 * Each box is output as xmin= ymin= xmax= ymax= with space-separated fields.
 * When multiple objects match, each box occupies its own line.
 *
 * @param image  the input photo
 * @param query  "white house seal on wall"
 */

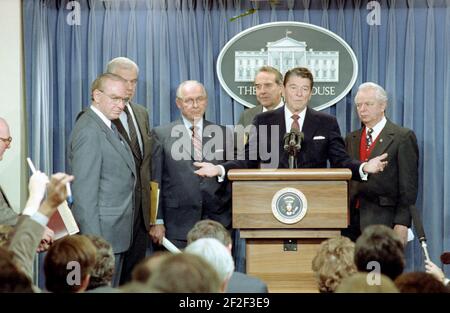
xmin=217 ymin=22 xmax=358 ymax=110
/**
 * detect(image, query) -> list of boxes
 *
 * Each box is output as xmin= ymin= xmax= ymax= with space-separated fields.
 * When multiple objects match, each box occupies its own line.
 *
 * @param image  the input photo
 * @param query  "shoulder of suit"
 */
xmin=308 ymin=108 xmax=337 ymax=122
xmin=254 ymin=106 xmax=283 ymax=123
xmin=130 ymin=103 xmax=149 ymax=114
xmin=231 ymin=272 xmax=267 ymax=288
xmin=152 ymin=120 xmax=182 ymax=137
xmin=385 ymin=119 xmax=416 ymax=137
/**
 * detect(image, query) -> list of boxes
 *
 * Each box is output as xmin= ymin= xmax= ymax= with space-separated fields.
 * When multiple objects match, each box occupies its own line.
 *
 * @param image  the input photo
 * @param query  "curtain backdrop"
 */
xmin=23 ymin=0 xmax=450 ymax=275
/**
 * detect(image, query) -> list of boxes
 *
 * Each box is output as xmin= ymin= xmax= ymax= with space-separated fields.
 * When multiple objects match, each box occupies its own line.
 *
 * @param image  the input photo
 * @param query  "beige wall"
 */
xmin=0 ymin=0 xmax=26 ymax=212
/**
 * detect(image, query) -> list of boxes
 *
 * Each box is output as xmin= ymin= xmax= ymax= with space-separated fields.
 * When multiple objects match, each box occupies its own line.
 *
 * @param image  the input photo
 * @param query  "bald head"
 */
xmin=0 ymin=117 xmax=11 ymax=161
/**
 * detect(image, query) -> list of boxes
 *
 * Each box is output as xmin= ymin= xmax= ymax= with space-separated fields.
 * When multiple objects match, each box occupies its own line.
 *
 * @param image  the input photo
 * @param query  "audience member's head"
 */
xmin=336 ymin=273 xmax=399 ymax=293
xmin=312 ymin=236 xmax=357 ymax=293
xmin=131 ymin=251 xmax=169 ymax=284
xmin=185 ymin=238 xmax=235 ymax=292
xmin=44 ymin=234 xmax=97 ymax=293
xmin=187 ymin=219 xmax=232 ymax=250
xmin=0 ymin=247 xmax=34 ymax=292
xmin=84 ymin=234 xmax=115 ymax=290
xmin=0 ymin=224 xmax=14 ymax=248
xmin=147 ymin=253 xmax=221 ymax=292
xmin=354 ymin=225 xmax=405 ymax=280
xmin=394 ymin=272 xmax=449 ymax=293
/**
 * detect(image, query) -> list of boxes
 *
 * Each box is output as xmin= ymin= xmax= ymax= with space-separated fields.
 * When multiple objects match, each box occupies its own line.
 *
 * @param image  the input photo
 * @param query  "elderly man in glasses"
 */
xmin=69 ymin=73 xmax=136 ymax=287
xmin=0 ymin=117 xmax=54 ymax=254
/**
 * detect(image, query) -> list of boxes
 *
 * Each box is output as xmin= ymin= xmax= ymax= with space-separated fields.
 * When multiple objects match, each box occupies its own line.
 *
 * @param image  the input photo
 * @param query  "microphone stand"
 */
xmin=283 ymin=130 xmax=303 ymax=169
xmin=409 ymin=204 xmax=431 ymax=263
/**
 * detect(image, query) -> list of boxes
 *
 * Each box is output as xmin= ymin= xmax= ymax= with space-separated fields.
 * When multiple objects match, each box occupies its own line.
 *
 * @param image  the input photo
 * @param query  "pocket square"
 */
xmin=313 ymin=136 xmax=326 ymax=140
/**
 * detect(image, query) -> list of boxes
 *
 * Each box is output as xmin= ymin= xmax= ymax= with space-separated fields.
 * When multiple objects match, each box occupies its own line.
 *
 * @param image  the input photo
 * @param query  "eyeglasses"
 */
xmin=98 ymin=90 xmax=129 ymax=105
xmin=0 ymin=136 xmax=12 ymax=146
xmin=180 ymin=96 xmax=207 ymax=106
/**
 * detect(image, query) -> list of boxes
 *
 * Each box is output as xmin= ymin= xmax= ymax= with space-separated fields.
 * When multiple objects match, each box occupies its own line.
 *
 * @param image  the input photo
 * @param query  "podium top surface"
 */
xmin=227 ymin=168 xmax=352 ymax=181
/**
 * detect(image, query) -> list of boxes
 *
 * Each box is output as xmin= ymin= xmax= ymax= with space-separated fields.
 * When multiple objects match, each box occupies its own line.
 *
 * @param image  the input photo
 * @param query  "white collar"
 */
xmin=90 ymin=105 xmax=112 ymax=129
xmin=284 ymin=106 xmax=307 ymax=131
xmin=262 ymin=99 xmax=284 ymax=113
xmin=181 ymin=115 xmax=204 ymax=134
xmin=366 ymin=116 xmax=387 ymax=139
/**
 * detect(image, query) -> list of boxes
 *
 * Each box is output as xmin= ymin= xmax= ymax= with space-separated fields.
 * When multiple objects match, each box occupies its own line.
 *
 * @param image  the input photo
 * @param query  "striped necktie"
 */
xmin=190 ymin=126 xmax=202 ymax=161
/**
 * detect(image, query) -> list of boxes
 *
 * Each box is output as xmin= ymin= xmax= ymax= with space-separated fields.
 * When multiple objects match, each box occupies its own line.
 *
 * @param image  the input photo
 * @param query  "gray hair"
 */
xmin=106 ymin=57 xmax=139 ymax=75
xmin=185 ymin=238 xmax=235 ymax=283
xmin=356 ymin=82 xmax=388 ymax=104
xmin=176 ymin=80 xmax=207 ymax=99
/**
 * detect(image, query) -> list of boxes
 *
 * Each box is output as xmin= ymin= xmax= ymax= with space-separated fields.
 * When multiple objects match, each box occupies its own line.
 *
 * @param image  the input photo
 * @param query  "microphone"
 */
xmin=409 ymin=204 xmax=431 ymax=262
xmin=284 ymin=129 xmax=304 ymax=151
xmin=283 ymin=129 xmax=304 ymax=169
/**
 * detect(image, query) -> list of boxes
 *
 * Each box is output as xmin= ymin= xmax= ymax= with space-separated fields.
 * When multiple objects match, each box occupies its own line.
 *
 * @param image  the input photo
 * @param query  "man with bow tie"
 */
xmin=344 ymin=82 xmax=419 ymax=245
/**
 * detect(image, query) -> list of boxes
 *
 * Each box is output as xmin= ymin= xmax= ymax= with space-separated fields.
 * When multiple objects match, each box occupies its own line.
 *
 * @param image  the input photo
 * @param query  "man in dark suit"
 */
xmin=237 ymin=66 xmax=284 ymax=131
xmin=150 ymin=80 xmax=232 ymax=249
xmin=106 ymin=57 xmax=152 ymax=284
xmin=195 ymin=67 xmax=388 ymax=180
xmin=69 ymin=73 xmax=136 ymax=286
xmin=344 ymin=82 xmax=419 ymax=245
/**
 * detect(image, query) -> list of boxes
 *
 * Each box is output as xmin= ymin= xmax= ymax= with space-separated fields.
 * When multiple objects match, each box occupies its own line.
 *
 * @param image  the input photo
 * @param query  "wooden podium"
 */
xmin=228 ymin=168 xmax=352 ymax=293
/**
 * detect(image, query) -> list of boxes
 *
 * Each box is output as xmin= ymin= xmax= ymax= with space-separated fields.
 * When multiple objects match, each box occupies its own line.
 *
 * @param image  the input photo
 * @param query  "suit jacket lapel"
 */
xmin=0 ymin=185 xmax=11 ymax=208
xmin=170 ymin=119 xmax=192 ymax=161
xmin=369 ymin=119 xmax=395 ymax=158
xmin=302 ymin=107 xmax=319 ymax=142
xmin=87 ymin=109 xmax=136 ymax=177
xmin=350 ymin=130 xmax=362 ymax=159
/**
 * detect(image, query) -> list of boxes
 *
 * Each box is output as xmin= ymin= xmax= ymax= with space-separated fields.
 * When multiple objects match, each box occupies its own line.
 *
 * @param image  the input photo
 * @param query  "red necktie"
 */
xmin=291 ymin=114 xmax=300 ymax=131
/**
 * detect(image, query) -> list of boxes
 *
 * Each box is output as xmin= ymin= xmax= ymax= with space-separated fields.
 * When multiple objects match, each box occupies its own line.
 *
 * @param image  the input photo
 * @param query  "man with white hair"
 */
xmin=344 ymin=82 xmax=419 ymax=245
xmin=185 ymin=238 xmax=235 ymax=292
xmin=106 ymin=57 xmax=153 ymax=284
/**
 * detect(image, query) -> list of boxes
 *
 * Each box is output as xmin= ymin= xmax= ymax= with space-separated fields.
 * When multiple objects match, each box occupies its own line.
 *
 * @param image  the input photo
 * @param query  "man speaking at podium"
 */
xmin=194 ymin=67 xmax=387 ymax=179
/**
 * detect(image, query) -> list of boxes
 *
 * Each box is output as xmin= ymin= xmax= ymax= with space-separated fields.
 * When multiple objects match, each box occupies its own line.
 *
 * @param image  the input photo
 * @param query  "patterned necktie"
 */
xmin=190 ymin=126 xmax=202 ymax=161
xmin=291 ymin=114 xmax=300 ymax=131
xmin=124 ymin=106 xmax=142 ymax=160
xmin=366 ymin=128 xmax=374 ymax=150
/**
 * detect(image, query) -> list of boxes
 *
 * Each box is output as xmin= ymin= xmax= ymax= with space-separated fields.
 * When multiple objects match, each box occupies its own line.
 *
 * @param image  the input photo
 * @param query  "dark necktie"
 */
xmin=366 ymin=128 xmax=374 ymax=150
xmin=111 ymin=123 xmax=121 ymax=141
xmin=291 ymin=114 xmax=300 ymax=131
xmin=124 ymin=106 xmax=142 ymax=161
xmin=190 ymin=126 xmax=202 ymax=161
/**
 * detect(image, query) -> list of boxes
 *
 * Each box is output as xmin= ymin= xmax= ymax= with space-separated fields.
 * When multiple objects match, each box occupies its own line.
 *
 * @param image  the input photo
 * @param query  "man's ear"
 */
xmin=77 ymin=274 xmax=91 ymax=293
xmin=175 ymin=98 xmax=183 ymax=110
xmin=92 ymin=89 xmax=101 ymax=104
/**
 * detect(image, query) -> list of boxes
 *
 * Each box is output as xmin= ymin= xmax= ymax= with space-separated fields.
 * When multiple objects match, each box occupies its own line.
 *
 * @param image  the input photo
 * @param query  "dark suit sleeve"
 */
xmin=150 ymin=128 xmax=164 ymax=221
xmin=394 ymin=130 xmax=419 ymax=226
xmin=327 ymin=118 xmax=361 ymax=179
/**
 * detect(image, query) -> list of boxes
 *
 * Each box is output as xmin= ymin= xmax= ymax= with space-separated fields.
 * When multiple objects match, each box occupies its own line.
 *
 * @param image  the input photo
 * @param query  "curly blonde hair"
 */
xmin=312 ymin=236 xmax=357 ymax=293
